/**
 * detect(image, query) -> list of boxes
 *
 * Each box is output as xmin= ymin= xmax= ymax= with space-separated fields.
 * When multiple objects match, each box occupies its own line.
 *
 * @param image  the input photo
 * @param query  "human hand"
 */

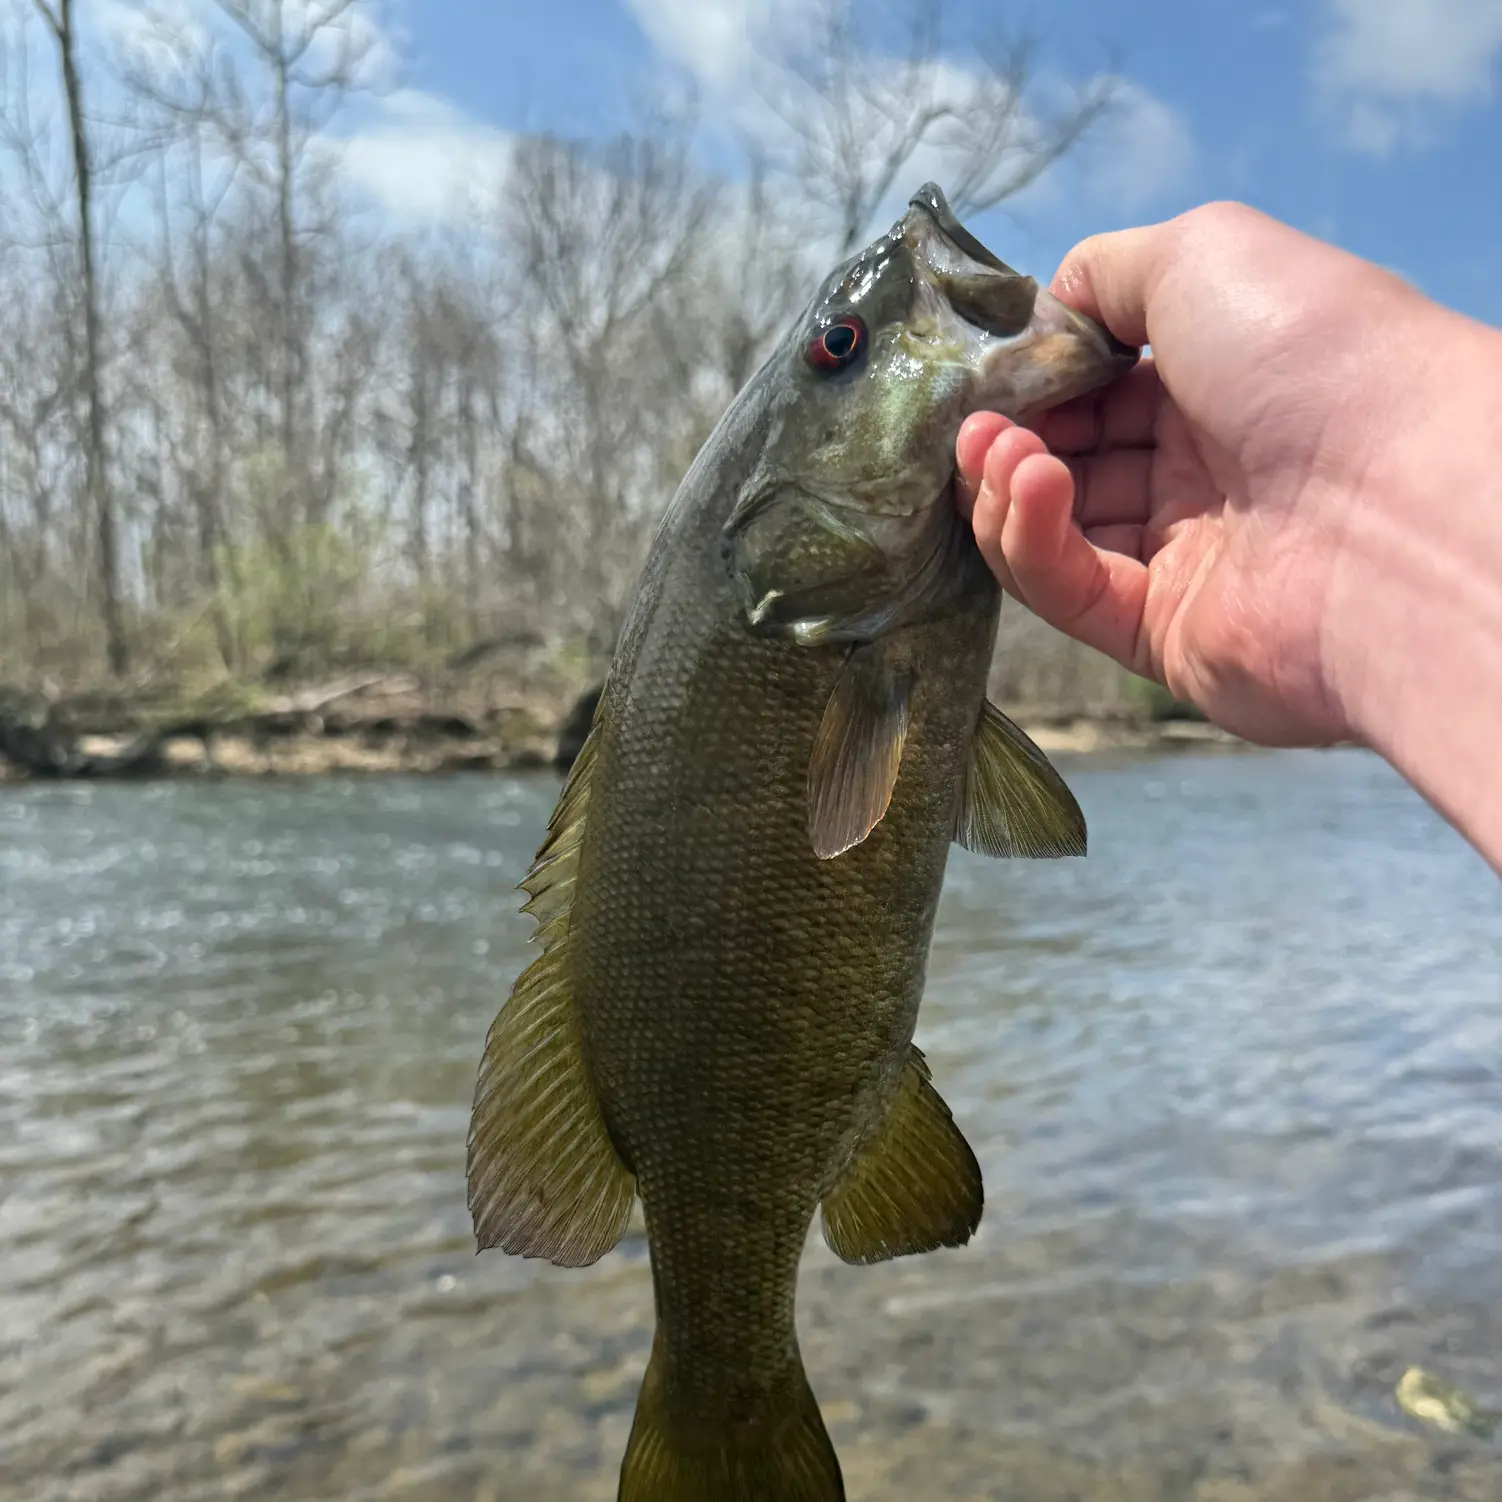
xmin=956 ymin=201 xmax=1453 ymax=748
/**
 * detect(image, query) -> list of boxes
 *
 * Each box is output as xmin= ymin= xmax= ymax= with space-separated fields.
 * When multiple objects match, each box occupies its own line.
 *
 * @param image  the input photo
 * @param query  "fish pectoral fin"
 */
xmin=620 ymin=1334 xmax=845 ymax=1502
xmin=953 ymin=699 xmax=1087 ymax=859
xmin=465 ymin=725 xmax=636 ymax=1267
xmin=807 ymin=643 xmax=911 ymax=860
xmin=820 ymin=1044 xmax=983 ymax=1264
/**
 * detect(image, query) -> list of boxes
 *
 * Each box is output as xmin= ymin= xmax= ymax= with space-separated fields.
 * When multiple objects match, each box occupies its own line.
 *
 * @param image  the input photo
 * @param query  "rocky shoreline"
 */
xmin=0 ymin=674 xmax=1246 ymax=785
xmin=0 ymin=672 xmax=564 ymax=784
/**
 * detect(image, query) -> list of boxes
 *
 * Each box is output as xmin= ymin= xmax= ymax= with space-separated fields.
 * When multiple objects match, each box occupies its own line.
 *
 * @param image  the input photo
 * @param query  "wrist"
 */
xmin=1324 ymin=304 xmax=1502 ymax=870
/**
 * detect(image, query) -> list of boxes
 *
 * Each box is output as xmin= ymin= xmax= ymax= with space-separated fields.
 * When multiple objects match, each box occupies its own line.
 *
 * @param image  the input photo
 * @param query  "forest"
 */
xmin=0 ymin=0 xmax=1179 ymax=770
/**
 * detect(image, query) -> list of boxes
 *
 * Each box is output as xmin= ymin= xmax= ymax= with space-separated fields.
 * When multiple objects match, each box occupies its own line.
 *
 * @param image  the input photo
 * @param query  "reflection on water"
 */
xmin=1 ymin=748 xmax=1499 ymax=1500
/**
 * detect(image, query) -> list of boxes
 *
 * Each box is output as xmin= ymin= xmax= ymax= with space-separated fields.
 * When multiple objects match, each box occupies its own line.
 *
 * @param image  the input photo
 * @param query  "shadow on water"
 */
xmin=1 ymin=748 xmax=1499 ymax=1499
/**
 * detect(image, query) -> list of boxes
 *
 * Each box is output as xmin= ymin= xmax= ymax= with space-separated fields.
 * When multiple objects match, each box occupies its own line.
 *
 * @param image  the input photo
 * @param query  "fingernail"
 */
xmin=956 ymin=412 xmax=1011 ymax=482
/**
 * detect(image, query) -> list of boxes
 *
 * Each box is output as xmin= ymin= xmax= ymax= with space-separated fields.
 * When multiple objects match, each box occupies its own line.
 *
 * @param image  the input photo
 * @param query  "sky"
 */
xmin=314 ymin=0 xmax=1502 ymax=326
xmin=7 ymin=0 xmax=1500 ymax=326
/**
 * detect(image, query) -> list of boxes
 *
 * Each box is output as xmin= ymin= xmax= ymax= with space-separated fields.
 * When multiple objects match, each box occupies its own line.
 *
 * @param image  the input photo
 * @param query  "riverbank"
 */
xmin=0 ymin=671 xmax=563 ymax=783
xmin=0 ymin=670 xmax=1245 ymax=783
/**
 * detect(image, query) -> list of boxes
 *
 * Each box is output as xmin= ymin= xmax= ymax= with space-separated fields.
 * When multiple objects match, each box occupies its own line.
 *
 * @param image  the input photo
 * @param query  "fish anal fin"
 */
xmin=807 ymin=644 xmax=910 ymax=861
xmin=954 ymin=699 xmax=1086 ymax=859
xmin=821 ymin=1045 xmax=982 ymax=1265
xmin=465 ymin=718 xmax=636 ymax=1267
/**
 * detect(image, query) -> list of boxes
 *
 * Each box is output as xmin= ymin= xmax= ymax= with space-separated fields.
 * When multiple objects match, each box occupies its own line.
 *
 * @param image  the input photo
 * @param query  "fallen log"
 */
xmin=0 ymin=714 xmax=170 ymax=778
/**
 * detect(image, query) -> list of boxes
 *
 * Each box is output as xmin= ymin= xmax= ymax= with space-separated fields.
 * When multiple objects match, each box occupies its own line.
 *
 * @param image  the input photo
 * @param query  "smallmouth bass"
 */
xmin=467 ymin=183 xmax=1138 ymax=1501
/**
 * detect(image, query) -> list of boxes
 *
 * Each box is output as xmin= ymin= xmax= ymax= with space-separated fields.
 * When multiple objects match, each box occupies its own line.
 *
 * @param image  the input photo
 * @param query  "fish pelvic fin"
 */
xmin=807 ymin=642 xmax=911 ymax=860
xmin=954 ymin=698 xmax=1086 ymax=859
xmin=619 ymin=1335 xmax=845 ymax=1502
xmin=465 ymin=719 xmax=636 ymax=1266
xmin=821 ymin=1044 xmax=983 ymax=1264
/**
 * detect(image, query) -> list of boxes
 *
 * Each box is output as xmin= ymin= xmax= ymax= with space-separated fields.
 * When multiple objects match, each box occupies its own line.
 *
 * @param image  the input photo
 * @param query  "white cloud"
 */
xmin=305 ymin=0 xmax=405 ymax=91
xmin=82 ymin=0 xmax=509 ymax=224
xmin=623 ymin=0 xmax=805 ymax=94
xmin=82 ymin=0 xmax=397 ymax=87
xmin=245 ymin=2 xmax=509 ymax=225
xmin=1315 ymin=0 xmax=1502 ymax=153
xmin=83 ymin=0 xmax=210 ymax=60
xmin=1073 ymin=77 xmax=1195 ymax=215
xmin=337 ymin=88 xmax=513 ymax=221
xmin=626 ymin=0 xmax=1191 ymax=229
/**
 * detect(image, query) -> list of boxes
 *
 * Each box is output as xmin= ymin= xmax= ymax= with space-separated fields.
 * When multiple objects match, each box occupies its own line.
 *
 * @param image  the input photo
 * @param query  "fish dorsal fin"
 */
xmin=807 ymin=644 xmax=911 ymax=860
xmin=954 ymin=700 xmax=1087 ymax=859
xmin=820 ymin=1045 xmax=982 ymax=1264
xmin=466 ymin=722 xmax=636 ymax=1266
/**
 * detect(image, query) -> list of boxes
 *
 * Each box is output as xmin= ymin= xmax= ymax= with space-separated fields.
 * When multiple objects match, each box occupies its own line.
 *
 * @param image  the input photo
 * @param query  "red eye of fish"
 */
xmin=806 ymin=316 xmax=865 ymax=372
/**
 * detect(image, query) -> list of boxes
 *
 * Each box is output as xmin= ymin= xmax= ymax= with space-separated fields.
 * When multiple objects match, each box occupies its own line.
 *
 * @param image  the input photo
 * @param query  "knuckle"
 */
xmin=1183 ymin=199 xmax=1260 ymax=235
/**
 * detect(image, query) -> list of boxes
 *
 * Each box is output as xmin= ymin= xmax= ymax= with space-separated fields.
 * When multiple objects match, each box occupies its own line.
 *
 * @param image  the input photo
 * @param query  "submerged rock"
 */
xmin=555 ymin=683 xmax=603 ymax=770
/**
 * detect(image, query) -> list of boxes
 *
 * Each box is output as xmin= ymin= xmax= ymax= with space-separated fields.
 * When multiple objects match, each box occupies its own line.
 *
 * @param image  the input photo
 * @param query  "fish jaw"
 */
xmin=898 ymin=181 xmax=1139 ymax=419
xmin=972 ymin=281 xmax=1140 ymax=418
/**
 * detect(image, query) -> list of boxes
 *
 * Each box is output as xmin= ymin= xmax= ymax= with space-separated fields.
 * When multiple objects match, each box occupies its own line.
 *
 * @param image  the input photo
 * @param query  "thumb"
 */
xmin=1049 ymin=219 xmax=1185 ymax=351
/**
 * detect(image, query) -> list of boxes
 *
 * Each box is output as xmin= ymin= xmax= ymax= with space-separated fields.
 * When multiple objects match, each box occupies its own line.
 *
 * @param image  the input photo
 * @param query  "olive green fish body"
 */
xmin=466 ymin=184 xmax=1138 ymax=1502
xmin=574 ymin=506 xmax=1000 ymax=1414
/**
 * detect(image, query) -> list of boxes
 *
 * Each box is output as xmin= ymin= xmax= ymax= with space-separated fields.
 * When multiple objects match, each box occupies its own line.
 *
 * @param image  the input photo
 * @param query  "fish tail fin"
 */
xmin=618 ymin=1337 xmax=845 ymax=1502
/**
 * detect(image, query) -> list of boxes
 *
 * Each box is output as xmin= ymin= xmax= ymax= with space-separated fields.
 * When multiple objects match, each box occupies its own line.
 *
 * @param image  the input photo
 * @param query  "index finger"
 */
xmin=1026 ymin=359 xmax=1164 ymax=455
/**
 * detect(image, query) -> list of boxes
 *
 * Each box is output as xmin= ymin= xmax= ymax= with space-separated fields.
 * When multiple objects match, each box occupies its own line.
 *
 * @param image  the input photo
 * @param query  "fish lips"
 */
xmin=904 ymin=182 xmax=1140 ymax=397
xmin=972 ymin=283 xmax=1140 ymax=417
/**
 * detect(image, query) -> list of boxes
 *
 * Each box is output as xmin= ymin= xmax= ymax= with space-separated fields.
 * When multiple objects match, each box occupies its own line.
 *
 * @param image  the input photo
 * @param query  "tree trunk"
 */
xmin=458 ymin=374 xmax=482 ymax=638
xmin=272 ymin=30 xmax=304 ymax=530
xmin=39 ymin=0 xmax=127 ymax=675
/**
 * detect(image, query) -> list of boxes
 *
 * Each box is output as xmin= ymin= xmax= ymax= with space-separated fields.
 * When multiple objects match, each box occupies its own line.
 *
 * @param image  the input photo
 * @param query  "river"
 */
xmin=2 ymin=747 xmax=1499 ymax=1500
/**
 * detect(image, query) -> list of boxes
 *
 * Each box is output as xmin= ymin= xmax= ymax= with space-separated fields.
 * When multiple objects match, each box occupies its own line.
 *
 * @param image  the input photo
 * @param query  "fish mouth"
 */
xmin=903 ymin=182 xmax=1139 ymax=414
xmin=906 ymin=181 xmax=1021 ymax=277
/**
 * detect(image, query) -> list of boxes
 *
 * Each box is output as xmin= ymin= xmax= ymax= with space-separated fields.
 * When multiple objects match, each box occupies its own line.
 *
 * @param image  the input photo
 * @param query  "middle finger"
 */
xmin=1027 ymin=358 xmax=1163 ymax=455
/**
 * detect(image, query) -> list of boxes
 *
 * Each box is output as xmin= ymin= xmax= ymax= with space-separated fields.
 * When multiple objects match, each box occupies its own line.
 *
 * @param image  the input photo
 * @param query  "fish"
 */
xmin=465 ymin=182 xmax=1139 ymax=1502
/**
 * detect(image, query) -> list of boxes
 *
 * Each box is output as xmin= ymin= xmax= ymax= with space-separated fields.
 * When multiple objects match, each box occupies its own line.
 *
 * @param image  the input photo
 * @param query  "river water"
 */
xmin=1 ymin=748 xmax=1499 ymax=1501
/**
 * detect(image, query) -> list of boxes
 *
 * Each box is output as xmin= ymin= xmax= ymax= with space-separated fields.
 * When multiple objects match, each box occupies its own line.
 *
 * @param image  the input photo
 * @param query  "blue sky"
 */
xmin=25 ymin=0 xmax=1498 ymax=324
xmin=339 ymin=0 xmax=1502 ymax=326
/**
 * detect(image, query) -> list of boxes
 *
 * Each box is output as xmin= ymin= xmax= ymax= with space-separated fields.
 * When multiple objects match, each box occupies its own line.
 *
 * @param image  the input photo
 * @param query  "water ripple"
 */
xmin=1 ymin=753 xmax=1498 ymax=1500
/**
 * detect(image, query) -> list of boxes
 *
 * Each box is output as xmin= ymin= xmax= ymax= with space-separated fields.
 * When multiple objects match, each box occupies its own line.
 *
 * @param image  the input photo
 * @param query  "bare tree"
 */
xmin=30 ymin=0 xmax=127 ymax=674
xmin=140 ymin=121 xmax=247 ymax=667
xmin=0 ymin=3 xmax=1143 ymax=722
xmin=445 ymin=260 xmax=504 ymax=635
xmin=500 ymin=126 xmax=720 ymax=636
xmin=122 ymin=0 xmax=377 ymax=534
xmin=371 ymin=231 xmax=509 ymax=647
xmin=211 ymin=0 xmax=370 ymax=509
xmin=655 ymin=158 xmax=812 ymax=397
xmin=759 ymin=0 xmax=1116 ymax=255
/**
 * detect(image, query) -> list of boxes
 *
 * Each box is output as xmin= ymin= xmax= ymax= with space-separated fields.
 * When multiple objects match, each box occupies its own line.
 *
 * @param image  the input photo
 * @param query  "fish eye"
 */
xmin=806 ymin=316 xmax=866 ymax=372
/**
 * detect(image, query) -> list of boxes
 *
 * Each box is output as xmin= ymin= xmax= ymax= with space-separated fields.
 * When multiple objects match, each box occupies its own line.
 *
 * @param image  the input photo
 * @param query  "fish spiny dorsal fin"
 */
xmin=820 ymin=1044 xmax=982 ymax=1265
xmin=807 ymin=643 xmax=911 ymax=861
xmin=953 ymin=699 xmax=1087 ymax=859
xmin=516 ymin=725 xmax=597 ymax=927
xmin=465 ymin=719 xmax=636 ymax=1266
